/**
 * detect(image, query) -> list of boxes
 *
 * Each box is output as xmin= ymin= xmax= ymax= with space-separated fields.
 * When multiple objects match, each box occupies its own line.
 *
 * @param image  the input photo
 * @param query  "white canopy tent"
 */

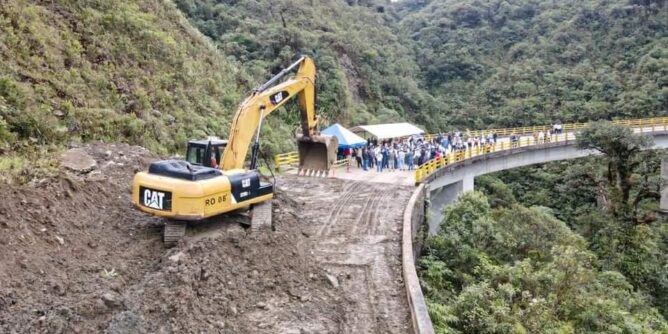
xmin=350 ymin=122 xmax=424 ymax=140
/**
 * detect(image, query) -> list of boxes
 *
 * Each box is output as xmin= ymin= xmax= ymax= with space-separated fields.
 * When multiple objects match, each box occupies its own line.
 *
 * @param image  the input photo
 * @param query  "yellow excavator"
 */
xmin=132 ymin=56 xmax=338 ymax=245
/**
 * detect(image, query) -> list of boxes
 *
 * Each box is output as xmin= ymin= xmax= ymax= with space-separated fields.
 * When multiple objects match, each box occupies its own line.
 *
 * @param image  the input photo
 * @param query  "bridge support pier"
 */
xmin=427 ymin=174 xmax=475 ymax=235
xmin=661 ymin=158 xmax=668 ymax=215
xmin=462 ymin=174 xmax=474 ymax=192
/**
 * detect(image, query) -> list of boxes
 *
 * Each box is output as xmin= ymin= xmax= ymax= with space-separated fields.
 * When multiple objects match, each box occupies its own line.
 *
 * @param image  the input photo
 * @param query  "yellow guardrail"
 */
xmin=334 ymin=158 xmax=349 ymax=168
xmin=274 ymin=151 xmax=299 ymax=171
xmin=416 ymin=116 xmax=668 ymax=184
xmin=423 ymin=116 xmax=668 ymax=141
xmin=274 ymin=151 xmax=348 ymax=171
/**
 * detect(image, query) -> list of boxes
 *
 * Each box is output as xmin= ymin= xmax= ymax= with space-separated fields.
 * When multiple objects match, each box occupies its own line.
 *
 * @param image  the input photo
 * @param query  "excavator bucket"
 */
xmin=297 ymin=135 xmax=339 ymax=174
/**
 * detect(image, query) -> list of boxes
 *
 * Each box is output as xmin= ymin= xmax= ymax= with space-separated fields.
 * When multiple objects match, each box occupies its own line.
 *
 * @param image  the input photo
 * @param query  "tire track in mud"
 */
xmin=351 ymin=184 xmax=394 ymax=237
xmin=278 ymin=176 xmax=413 ymax=333
xmin=369 ymin=189 xmax=393 ymax=236
xmin=317 ymin=181 xmax=362 ymax=237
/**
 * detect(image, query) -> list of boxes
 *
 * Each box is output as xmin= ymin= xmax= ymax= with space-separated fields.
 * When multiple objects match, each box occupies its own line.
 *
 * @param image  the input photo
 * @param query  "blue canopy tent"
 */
xmin=321 ymin=123 xmax=367 ymax=149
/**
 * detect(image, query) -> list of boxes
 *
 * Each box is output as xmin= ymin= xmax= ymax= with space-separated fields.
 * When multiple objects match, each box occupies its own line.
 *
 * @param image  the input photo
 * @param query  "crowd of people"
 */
xmin=340 ymin=130 xmax=500 ymax=173
xmin=339 ymin=122 xmax=566 ymax=173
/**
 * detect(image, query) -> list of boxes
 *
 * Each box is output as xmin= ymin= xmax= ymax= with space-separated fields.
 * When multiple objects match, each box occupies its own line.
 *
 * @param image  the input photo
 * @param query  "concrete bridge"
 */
xmin=418 ymin=128 xmax=668 ymax=235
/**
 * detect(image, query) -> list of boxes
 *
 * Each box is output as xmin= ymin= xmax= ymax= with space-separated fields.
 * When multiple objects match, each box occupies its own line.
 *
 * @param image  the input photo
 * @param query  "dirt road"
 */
xmin=0 ymin=144 xmax=412 ymax=333
xmin=277 ymin=176 xmax=414 ymax=333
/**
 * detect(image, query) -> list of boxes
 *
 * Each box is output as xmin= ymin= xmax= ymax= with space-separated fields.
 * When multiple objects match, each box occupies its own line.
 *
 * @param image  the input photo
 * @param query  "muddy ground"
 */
xmin=0 ymin=143 xmax=412 ymax=333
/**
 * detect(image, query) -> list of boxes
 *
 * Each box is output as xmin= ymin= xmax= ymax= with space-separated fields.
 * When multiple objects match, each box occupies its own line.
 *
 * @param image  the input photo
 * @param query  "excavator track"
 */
xmin=251 ymin=201 xmax=272 ymax=230
xmin=163 ymin=220 xmax=187 ymax=247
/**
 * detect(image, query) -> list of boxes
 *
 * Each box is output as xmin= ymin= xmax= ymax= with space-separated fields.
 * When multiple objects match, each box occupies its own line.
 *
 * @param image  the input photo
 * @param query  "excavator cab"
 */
xmin=185 ymin=138 xmax=227 ymax=168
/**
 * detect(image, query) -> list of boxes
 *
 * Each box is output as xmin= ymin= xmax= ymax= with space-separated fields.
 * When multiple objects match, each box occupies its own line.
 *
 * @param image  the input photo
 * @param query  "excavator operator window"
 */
xmin=211 ymin=146 xmax=222 ymax=167
xmin=186 ymin=143 xmax=224 ymax=167
xmin=186 ymin=146 xmax=205 ymax=166
xmin=207 ymin=146 xmax=222 ymax=168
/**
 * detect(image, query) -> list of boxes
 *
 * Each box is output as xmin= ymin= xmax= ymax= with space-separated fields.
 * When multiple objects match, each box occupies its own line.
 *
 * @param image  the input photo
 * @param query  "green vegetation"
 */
xmin=172 ymin=0 xmax=667 ymax=132
xmin=575 ymin=121 xmax=657 ymax=221
xmin=1 ymin=1 xmax=666 ymax=329
xmin=2 ymin=0 xmax=665 ymax=155
xmin=399 ymin=0 xmax=667 ymax=128
xmin=0 ymin=0 xmax=245 ymax=156
xmin=421 ymin=191 xmax=667 ymax=333
xmin=469 ymin=123 xmax=668 ymax=327
xmin=172 ymin=0 xmax=442 ymax=130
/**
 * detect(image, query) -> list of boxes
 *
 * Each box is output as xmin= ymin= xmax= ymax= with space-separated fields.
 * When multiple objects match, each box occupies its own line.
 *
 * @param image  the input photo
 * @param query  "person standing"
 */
xmin=352 ymin=148 xmax=357 ymax=167
xmin=369 ymin=145 xmax=375 ymax=169
xmin=362 ymin=148 xmax=369 ymax=171
xmin=538 ymin=131 xmax=545 ymax=144
xmin=375 ymin=148 xmax=383 ymax=172
xmin=388 ymin=148 xmax=395 ymax=171
xmin=398 ymin=149 xmax=405 ymax=171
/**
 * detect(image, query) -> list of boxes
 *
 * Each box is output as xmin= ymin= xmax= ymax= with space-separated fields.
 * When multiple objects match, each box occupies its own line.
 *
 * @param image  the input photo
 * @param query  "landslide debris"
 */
xmin=0 ymin=143 xmax=345 ymax=333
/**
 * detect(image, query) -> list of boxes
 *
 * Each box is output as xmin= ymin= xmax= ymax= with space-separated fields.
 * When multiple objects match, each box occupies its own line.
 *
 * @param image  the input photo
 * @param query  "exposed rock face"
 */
xmin=59 ymin=148 xmax=98 ymax=173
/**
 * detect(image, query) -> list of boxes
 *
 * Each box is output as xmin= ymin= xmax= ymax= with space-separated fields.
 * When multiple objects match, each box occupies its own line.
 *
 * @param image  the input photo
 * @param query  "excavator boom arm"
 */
xmin=220 ymin=57 xmax=335 ymax=171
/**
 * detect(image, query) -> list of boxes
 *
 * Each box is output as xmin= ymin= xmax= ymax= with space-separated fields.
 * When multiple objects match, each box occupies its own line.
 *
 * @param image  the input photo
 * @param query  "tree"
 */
xmin=576 ymin=121 xmax=655 ymax=222
xmin=420 ymin=191 xmax=668 ymax=333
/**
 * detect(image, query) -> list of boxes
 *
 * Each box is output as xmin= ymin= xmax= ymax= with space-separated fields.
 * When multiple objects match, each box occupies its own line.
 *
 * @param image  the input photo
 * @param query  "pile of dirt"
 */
xmin=0 ymin=143 xmax=345 ymax=333
xmin=114 ymin=194 xmax=345 ymax=333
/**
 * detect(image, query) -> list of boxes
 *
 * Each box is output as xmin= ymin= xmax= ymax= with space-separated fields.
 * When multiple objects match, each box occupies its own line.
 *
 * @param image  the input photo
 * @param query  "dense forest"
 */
xmin=171 ymin=0 xmax=443 ymax=147
xmin=399 ymin=0 xmax=667 ymax=128
xmin=421 ymin=123 xmax=668 ymax=333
